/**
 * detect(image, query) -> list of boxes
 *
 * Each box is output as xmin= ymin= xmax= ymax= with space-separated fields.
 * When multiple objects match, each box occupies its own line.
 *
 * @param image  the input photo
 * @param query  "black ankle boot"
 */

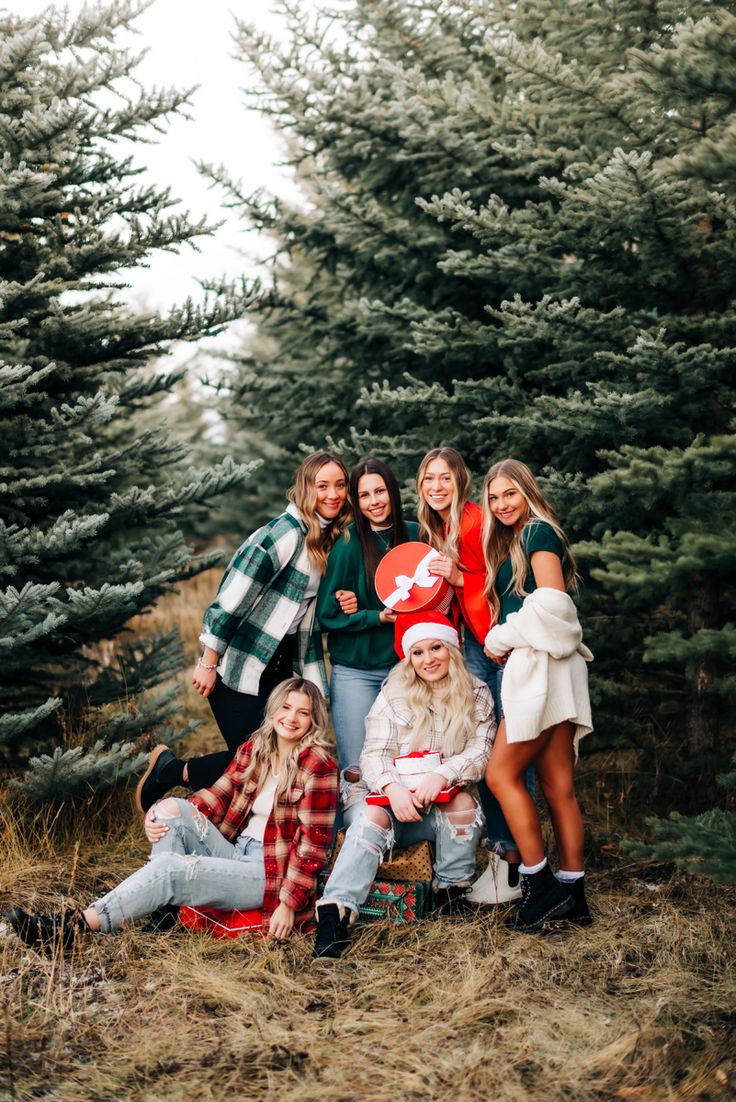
xmin=7 ymin=906 xmax=90 ymax=950
xmin=313 ymin=903 xmax=351 ymax=959
xmin=559 ymin=877 xmax=593 ymax=926
xmin=140 ymin=905 xmax=180 ymax=933
xmin=434 ymin=884 xmax=473 ymax=916
xmin=136 ymin=745 xmax=185 ymax=813
xmin=504 ymin=862 xmax=574 ymax=932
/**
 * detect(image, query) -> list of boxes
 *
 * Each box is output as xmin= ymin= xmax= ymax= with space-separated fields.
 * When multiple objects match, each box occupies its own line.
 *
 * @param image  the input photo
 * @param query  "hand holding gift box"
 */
xmin=374 ymin=542 xmax=453 ymax=614
xmin=366 ymin=750 xmax=459 ymax=808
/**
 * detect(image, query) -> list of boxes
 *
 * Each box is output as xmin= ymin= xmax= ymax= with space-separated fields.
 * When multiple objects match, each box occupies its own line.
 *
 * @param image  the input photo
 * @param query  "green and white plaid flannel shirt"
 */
xmin=199 ymin=504 xmax=328 ymax=695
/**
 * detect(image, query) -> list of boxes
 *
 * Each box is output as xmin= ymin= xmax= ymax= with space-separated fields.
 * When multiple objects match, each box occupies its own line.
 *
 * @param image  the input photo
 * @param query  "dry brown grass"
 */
xmin=3 ymin=788 xmax=735 ymax=1102
xmin=2 ymin=574 xmax=735 ymax=1102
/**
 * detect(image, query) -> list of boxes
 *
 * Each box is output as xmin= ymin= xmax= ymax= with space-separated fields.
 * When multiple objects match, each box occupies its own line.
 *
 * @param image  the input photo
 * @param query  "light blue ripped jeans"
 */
xmin=92 ymin=798 xmax=265 ymax=933
xmin=320 ymin=798 xmax=484 ymax=917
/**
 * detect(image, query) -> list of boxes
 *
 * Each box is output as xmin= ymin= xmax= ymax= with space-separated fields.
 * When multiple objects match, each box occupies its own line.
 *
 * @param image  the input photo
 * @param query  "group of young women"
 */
xmin=7 ymin=447 xmax=593 ymax=958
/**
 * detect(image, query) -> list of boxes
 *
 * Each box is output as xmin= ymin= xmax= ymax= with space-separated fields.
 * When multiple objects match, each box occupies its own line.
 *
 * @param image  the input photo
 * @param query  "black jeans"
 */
xmin=186 ymin=636 xmax=294 ymax=791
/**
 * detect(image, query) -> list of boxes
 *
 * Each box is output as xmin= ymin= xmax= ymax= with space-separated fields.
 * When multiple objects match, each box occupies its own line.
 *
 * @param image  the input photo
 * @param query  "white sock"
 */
xmin=519 ymin=856 xmax=547 ymax=876
xmin=556 ymin=869 xmax=584 ymax=882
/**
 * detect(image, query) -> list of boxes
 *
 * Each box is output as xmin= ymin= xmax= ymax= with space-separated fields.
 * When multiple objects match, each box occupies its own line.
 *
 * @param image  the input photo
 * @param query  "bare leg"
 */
xmin=536 ymin=721 xmax=584 ymax=871
xmin=486 ymin=719 xmax=555 ymax=867
xmin=82 ymin=906 xmax=101 ymax=931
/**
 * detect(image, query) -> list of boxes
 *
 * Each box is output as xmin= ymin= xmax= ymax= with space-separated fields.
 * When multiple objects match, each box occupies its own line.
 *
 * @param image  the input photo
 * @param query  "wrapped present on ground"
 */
xmin=179 ymin=905 xmax=264 ymax=939
xmin=359 ymin=879 xmax=435 ymax=924
xmin=374 ymin=542 xmax=452 ymax=614
xmin=319 ymin=871 xmax=435 ymax=924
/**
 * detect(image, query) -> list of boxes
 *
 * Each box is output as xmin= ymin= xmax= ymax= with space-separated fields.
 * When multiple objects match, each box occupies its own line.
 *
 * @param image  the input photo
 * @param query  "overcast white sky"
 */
xmin=18 ymin=0 xmax=315 ymax=313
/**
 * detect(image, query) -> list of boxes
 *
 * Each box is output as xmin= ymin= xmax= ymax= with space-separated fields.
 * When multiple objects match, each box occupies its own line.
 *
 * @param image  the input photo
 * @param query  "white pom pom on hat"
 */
xmin=394 ymin=610 xmax=460 ymax=659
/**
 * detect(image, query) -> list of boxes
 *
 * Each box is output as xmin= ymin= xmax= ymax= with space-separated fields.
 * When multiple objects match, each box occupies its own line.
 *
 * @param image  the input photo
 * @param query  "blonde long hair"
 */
xmin=288 ymin=451 xmax=351 ymax=572
xmin=387 ymin=645 xmax=477 ymax=757
xmin=481 ymin=459 xmax=579 ymax=622
xmin=241 ymin=678 xmax=331 ymax=799
xmin=416 ymin=447 xmax=473 ymax=561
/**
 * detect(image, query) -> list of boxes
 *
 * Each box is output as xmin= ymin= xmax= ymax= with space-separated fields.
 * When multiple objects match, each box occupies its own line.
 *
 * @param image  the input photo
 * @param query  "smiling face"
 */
xmin=409 ymin=638 xmax=452 ymax=682
xmin=487 ymin=474 xmax=529 ymax=531
xmin=315 ymin=461 xmax=348 ymax=521
xmin=357 ymin=472 xmax=392 ymax=526
xmin=421 ymin=457 xmax=455 ymax=519
xmin=273 ymin=691 xmax=314 ymax=749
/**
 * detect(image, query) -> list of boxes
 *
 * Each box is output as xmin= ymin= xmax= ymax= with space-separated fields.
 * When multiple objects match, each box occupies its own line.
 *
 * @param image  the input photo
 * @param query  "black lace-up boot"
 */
xmin=313 ymin=903 xmax=351 ymax=959
xmin=7 ymin=906 xmax=90 ymax=950
xmin=136 ymin=745 xmax=185 ymax=813
xmin=504 ymin=862 xmax=574 ymax=932
xmin=559 ymin=877 xmax=593 ymax=926
xmin=433 ymin=883 xmax=474 ymax=916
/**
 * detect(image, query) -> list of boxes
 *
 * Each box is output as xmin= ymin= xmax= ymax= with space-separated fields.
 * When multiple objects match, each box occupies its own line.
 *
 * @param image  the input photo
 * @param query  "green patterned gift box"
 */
xmin=318 ymin=874 xmax=435 ymax=924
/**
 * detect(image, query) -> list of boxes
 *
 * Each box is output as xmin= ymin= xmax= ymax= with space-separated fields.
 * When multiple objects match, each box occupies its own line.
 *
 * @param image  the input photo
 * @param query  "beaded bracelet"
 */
xmin=196 ymin=657 xmax=218 ymax=671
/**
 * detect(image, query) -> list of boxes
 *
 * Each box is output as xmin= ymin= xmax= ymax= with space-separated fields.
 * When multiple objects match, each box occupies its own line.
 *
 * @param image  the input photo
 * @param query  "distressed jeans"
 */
xmin=330 ymin=663 xmax=393 ymax=773
xmin=320 ymin=798 xmax=484 ymax=916
xmin=92 ymin=799 xmax=265 ymax=932
xmin=330 ymin=662 xmax=393 ymax=833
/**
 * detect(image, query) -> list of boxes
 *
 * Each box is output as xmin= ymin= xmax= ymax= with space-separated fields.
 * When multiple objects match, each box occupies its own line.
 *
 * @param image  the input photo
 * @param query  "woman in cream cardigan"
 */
xmin=482 ymin=459 xmax=593 ymax=932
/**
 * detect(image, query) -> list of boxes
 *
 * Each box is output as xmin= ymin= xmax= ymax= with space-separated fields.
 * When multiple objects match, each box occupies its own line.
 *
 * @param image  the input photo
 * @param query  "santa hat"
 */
xmin=394 ymin=610 xmax=460 ymax=659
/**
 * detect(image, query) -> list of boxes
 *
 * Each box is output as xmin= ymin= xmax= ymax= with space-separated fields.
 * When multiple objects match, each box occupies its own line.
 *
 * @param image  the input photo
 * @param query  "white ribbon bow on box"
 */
xmin=383 ymin=549 xmax=442 ymax=609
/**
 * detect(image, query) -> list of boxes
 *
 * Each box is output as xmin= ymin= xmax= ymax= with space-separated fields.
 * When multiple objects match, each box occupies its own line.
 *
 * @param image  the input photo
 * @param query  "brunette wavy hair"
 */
xmin=288 ymin=451 xmax=351 ymax=572
xmin=416 ymin=447 xmax=473 ymax=561
xmin=348 ymin=458 xmax=410 ymax=588
xmin=481 ymin=458 xmax=579 ymax=622
xmin=240 ymin=678 xmax=331 ymax=799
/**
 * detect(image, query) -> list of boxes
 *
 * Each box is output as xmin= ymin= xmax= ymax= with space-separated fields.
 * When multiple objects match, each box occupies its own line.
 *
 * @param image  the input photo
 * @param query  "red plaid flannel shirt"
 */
xmin=188 ymin=742 xmax=338 ymax=928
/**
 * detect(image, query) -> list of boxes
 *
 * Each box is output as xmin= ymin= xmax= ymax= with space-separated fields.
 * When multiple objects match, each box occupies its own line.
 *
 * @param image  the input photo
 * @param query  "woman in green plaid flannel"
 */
xmin=136 ymin=452 xmax=350 ymax=812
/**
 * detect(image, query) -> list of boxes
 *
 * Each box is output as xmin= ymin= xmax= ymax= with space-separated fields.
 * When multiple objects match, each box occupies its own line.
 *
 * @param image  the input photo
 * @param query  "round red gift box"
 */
xmin=374 ymin=541 xmax=451 ymax=613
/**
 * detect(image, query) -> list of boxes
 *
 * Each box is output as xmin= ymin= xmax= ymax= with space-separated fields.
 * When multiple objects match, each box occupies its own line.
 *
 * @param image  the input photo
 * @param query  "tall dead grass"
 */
xmin=2 ymin=573 xmax=735 ymax=1102
xmin=2 ymin=842 xmax=735 ymax=1102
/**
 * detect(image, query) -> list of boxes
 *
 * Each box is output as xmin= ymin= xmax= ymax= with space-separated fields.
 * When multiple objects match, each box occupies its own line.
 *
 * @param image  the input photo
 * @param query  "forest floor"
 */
xmin=2 ymin=574 xmax=735 ymax=1102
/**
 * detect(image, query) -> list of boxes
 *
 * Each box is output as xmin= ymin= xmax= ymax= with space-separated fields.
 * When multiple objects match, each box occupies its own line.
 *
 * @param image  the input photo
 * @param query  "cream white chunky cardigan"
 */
xmin=485 ymin=587 xmax=594 ymax=749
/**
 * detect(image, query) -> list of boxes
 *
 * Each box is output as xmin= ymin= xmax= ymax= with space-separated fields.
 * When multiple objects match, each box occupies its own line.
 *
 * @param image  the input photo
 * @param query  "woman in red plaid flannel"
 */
xmin=7 ymin=678 xmax=338 ymax=948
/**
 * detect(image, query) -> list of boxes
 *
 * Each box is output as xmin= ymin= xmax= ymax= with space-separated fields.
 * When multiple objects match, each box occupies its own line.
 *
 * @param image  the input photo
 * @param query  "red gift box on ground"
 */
xmin=179 ymin=906 xmax=264 ymax=939
xmin=374 ymin=542 xmax=452 ymax=614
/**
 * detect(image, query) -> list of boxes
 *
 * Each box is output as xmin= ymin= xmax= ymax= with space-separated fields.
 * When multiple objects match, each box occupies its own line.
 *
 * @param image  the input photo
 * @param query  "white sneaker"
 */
xmin=466 ymin=853 xmax=523 ymax=905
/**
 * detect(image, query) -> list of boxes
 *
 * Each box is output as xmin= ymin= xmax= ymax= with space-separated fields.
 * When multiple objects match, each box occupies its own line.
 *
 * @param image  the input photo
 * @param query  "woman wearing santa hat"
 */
xmin=415 ymin=446 xmax=531 ymax=907
xmin=313 ymin=611 xmax=495 ymax=959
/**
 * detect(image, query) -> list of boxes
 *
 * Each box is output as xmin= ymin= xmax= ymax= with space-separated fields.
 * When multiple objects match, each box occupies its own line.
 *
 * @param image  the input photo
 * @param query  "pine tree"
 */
xmin=0 ymin=2 xmax=256 ymax=799
xmin=220 ymin=0 xmax=735 ymax=778
xmin=624 ymin=761 xmax=736 ymax=883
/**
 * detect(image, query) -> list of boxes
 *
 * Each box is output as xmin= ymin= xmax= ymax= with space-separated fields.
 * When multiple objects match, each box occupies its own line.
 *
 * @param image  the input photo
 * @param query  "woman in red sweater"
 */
xmin=416 ymin=446 xmax=529 ymax=904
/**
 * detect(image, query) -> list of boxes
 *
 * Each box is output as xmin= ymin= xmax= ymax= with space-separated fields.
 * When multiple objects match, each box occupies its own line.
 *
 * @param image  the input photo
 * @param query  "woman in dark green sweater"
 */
xmin=317 ymin=459 xmax=419 ymax=801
